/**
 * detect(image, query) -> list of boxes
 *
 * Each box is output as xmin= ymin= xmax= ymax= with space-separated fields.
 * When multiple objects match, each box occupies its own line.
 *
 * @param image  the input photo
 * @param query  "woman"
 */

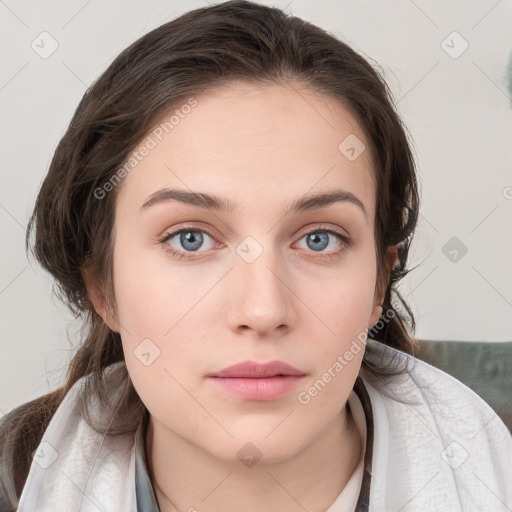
xmin=1 ymin=1 xmax=510 ymax=511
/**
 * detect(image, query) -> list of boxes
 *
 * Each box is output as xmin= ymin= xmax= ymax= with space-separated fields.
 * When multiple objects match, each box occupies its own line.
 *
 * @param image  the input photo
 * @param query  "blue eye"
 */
xmin=299 ymin=231 xmax=344 ymax=253
xmin=159 ymin=228 xmax=216 ymax=259
xmin=296 ymin=228 xmax=352 ymax=261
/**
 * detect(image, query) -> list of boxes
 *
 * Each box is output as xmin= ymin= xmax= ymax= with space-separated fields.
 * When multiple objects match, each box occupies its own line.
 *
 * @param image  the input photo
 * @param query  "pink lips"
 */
xmin=208 ymin=361 xmax=306 ymax=401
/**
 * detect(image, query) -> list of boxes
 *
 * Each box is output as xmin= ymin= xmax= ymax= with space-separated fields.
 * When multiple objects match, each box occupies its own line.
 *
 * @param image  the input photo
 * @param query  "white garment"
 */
xmin=14 ymin=339 xmax=512 ymax=511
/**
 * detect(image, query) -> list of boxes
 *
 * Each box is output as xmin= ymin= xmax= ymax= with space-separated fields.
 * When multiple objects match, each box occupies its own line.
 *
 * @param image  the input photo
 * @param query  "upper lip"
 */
xmin=208 ymin=360 xmax=306 ymax=378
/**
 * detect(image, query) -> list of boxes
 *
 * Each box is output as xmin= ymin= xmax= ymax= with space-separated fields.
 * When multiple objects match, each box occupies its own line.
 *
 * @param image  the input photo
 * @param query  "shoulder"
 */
xmin=0 ymin=404 xmax=34 ymax=511
xmin=363 ymin=338 xmax=512 ymax=441
xmin=361 ymin=340 xmax=512 ymax=506
xmin=0 ymin=390 xmax=65 ymax=511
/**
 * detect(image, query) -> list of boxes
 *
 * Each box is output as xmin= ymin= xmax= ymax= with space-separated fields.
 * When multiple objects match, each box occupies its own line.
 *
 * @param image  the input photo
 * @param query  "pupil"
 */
xmin=309 ymin=232 xmax=327 ymax=251
xmin=182 ymin=231 xmax=203 ymax=251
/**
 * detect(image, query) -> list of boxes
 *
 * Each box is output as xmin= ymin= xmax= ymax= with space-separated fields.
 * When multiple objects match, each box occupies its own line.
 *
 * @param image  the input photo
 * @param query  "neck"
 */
xmin=146 ymin=404 xmax=362 ymax=512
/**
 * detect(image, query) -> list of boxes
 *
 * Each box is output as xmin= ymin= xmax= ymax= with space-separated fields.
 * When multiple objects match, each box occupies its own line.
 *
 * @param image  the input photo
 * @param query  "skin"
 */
xmin=90 ymin=81 xmax=398 ymax=512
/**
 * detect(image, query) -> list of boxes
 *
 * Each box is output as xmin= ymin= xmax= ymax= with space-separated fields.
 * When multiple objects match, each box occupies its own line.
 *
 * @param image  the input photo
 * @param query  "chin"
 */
xmin=202 ymin=430 xmax=307 ymax=467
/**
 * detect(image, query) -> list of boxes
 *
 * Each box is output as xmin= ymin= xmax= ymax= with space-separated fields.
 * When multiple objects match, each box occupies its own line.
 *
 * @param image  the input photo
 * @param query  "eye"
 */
xmin=295 ymin=225 xmax=352 ymax=261
xmin=158 ymin=226 xmax=217 ymax=260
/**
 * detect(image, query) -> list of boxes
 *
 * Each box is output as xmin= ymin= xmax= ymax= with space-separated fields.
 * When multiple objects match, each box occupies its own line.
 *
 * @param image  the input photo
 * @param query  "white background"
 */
xmin=1 ymin=0 xmax=511 ymax=414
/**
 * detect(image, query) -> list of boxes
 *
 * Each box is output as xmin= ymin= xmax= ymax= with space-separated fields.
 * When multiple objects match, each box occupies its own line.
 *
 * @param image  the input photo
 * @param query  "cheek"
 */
xmin=111 ymin=235 xmax=179 ymax=331
xmin=297 ymin=276 xmax=373 ymax=411
xmin=302 ymin=250 xmax=377 ymax=368
xmin=306 ymin=252 xmax=377 ymax=327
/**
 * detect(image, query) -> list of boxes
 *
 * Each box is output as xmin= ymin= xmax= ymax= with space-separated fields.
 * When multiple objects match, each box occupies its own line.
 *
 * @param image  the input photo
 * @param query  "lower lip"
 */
xmin=208 ymin=376 xmax=305 ymax=401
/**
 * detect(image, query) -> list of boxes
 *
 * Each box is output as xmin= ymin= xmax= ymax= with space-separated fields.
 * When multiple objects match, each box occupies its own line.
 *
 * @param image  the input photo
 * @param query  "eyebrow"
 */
xmin=140 ymin=187 xmax=367 ymax=219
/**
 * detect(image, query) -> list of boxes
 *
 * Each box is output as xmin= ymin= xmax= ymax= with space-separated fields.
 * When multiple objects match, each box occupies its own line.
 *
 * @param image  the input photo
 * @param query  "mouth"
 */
xmin=207 ymin=360 xmax=306 ymax=400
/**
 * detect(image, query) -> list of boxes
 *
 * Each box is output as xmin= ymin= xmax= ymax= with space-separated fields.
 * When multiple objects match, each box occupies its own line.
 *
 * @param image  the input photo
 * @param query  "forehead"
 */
xmin=116 ymin=81 xmax=376 ymax=222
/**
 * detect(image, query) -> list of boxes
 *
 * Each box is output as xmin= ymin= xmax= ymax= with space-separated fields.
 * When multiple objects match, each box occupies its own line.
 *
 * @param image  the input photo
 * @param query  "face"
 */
xmin=100 ymin=81 xmax=392 ymax=463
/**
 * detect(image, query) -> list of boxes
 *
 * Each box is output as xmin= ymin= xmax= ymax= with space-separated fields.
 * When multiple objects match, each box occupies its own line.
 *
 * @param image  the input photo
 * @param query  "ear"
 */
xmin=367 ymin=244 xmax=399 ymax=328
xmin=83 ymin=266 xmax=120 ymax=333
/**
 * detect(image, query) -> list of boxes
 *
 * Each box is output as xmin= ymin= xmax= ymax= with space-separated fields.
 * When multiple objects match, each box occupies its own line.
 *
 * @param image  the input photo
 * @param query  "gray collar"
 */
xmin=134 ymin=416 xmax=161 ymax=512
xmin=134 ymin=376 xmax=373 ymax=512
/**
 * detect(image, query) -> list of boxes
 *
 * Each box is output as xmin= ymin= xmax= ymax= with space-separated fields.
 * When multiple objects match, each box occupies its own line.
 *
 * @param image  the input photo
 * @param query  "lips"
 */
xmin=208 ymin=360 xmax=306 ymax=378
xmin=208 ymin=361 xmax=307 ymax=400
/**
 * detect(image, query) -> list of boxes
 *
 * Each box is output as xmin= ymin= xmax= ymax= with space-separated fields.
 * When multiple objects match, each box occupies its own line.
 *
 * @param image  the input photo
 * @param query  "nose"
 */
xmin=226 ymin=240 xmax=297 ymax=337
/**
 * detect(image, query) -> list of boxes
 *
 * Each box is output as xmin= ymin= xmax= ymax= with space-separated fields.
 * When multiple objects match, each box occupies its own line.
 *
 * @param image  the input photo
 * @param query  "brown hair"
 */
xmin=0 ymin=0 xmax=420 ymax=506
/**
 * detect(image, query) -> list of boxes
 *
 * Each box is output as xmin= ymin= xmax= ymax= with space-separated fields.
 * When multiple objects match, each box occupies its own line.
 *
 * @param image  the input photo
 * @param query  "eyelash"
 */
xmin=157 ymin=223 xmax=352 ymax=262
